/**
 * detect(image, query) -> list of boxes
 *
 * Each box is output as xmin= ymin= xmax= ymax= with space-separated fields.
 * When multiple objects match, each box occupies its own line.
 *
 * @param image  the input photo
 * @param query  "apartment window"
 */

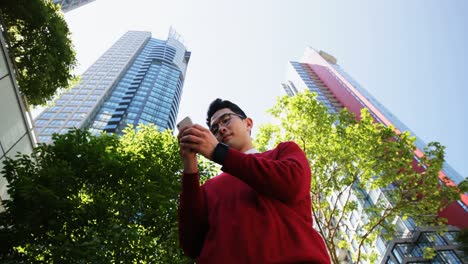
xmin=0 ymin=46 xmax=9 ymax=79
xmin=66 ymin=120 xmax=79 ymax=127
xmin=72 ymin=113 xmax=85 ymax=119
xmin=127 ymin=113 xmax=137 ymax=119
xmin=41 ymin=128 xmax=58 ymax=135
xmin=392 ymin=244 xmax=410 ymax=263
xmin=56 ymin=113 xmax=69 ymax=119
xmin=41 ymin=112 xmax=54 ymax=118
xmin=437 ymin=251 xmax=462 ymax=264
xmin=351 ymin=239 xmax=358 ymax=252
xmin=124 ymin=118 xmax=135 ymax=124
xmin=443 ymin=231 xmax=459 ymax=244
xmin=376 ymin=236 xmax=387 ymax=255
xmin=62 ymin=106 xmax=74 ymax=112
xmin=395 ymin=218 xmax=409 ymax=237
xmin=140 ymin=113 xmax=153 ymax=121
xmin=422 ymin=232 xmax=447 ymax=246
xmin=35 ymin=119 xmax=48 ymax=125
xmin=46 ymin=106 xmax=59 ymax=113
xmin=50 ymin=120 xmax=64 ymax=126
xmin=350 ymin=211 xmax=358 ymax=228
xmin=38 ymin=136 xmax=52 ymax=142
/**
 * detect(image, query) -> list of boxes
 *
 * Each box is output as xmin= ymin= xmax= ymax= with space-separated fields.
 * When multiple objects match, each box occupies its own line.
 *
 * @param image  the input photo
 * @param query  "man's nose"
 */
xmin=218 ymin=125 xmax=228 ymax=135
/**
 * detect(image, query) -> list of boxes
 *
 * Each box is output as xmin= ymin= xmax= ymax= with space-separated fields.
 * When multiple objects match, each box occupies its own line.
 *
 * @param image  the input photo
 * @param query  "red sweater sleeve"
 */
xmin=178 ymin=172 xmax=208 ymax=258
xmin=221 ymin=141 xmax=310 ymax=204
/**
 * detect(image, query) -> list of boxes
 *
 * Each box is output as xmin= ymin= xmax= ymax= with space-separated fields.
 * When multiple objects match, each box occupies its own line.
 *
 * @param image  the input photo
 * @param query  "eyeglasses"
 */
xmin=210 ymin=113 xmax=245 ymax=136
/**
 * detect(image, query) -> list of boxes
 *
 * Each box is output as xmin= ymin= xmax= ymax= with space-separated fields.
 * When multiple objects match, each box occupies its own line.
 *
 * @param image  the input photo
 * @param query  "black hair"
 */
xmin=206 ymin=98 xmax=247 ymax=127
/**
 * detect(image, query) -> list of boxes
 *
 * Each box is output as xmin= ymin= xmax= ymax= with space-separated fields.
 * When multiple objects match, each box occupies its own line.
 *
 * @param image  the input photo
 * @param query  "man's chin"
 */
xmin=222 ymin=135 xmax=232 ymax=143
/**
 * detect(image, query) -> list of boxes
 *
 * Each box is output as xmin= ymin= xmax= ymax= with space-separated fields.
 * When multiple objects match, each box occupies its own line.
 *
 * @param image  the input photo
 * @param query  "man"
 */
xmin=178 ymin=99 xmax=330 ymax=263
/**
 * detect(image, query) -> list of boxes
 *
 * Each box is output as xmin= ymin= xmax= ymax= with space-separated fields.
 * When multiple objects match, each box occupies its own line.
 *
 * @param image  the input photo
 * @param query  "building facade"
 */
xmin=0 ymin=33 xmax=37 ymax=209
xmin=282 ymin=48 xmax=467 ymax=263
xmin=52 ymin=0 xmax=96 ymax=13
xmin=34 ymin=30 xmax=190 ymax=143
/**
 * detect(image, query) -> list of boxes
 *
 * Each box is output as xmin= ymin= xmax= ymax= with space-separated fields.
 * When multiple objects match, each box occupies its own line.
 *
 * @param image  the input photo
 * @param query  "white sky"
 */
xmin=61 ymin=0 xmax=468 ymax=179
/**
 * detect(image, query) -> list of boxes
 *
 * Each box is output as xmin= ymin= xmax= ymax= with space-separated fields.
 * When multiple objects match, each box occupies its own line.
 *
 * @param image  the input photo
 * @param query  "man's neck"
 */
xmin=238 ymin=142 xmax=254 ymax=153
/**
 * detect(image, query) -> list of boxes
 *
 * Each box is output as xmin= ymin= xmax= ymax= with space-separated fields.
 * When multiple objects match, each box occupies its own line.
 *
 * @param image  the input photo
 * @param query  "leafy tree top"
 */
xmin=254 ymin=90 xmax=461 ymax=263
xmin=0 ymin=0 xmax=77 ymax=106
xmin=0 ymin=125 xmax=217 ymax=263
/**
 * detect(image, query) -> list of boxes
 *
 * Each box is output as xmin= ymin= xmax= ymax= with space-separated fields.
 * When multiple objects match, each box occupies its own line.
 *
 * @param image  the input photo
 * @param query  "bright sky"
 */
xmin=62 ymin=0 xmax=468 ymax=179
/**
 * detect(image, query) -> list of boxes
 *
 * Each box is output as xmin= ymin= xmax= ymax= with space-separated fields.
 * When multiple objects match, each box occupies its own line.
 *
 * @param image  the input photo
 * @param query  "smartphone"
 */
xmin=177 ymin=116 xmax=193 ymax=131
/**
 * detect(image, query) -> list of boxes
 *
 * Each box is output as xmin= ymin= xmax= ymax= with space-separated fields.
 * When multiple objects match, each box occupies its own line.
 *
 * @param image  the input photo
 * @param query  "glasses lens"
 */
xmin=220 ymin=114 xmax=232 ymax=126
xmin=210 ymin=126 xmax=218 ymax=135
xmin=210 ymin=113 xmax=234 ymax=135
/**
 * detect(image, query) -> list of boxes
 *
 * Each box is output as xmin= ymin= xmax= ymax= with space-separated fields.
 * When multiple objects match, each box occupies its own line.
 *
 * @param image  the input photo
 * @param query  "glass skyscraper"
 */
xmin=283 ymin=48 xmax=467 ymax=263
xmin=52 ymin=0 xmax=96 ymax=12
xmin=34 ymin=30 xmax=190 ymax=143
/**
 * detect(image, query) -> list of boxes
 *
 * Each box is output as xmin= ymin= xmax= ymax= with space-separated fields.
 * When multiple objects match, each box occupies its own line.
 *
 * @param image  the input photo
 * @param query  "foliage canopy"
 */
xmin=254 ymin=91 xmax=461 ymax=263
xmin=0 ymin=125 xmax=217 ymax=263
xmin=0 ymin=0 xmax=77 ymax=105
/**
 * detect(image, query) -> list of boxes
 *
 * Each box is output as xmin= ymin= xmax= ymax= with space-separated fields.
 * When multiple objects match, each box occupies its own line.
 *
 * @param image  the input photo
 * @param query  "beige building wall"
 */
xmin=0 ymin=33 xmax=36 ymax=210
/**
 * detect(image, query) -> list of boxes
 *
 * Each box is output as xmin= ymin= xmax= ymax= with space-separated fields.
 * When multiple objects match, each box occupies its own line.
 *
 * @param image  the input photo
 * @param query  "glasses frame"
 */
xmin=210 ymin=113 xmax=245 ymax=136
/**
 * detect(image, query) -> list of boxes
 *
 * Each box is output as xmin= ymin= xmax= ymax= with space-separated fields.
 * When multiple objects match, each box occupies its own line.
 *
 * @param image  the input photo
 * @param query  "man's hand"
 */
xmin=177 ymin=126 xmax=198 ymax=173
xmin=179 ymin=124 xmax=219 ymax=160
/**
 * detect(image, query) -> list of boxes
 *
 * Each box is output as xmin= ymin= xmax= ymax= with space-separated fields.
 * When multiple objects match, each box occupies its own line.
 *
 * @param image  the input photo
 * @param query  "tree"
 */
xmin=456 ymin=228 xmax=468 ymax=261
xmin=0 ymin=125 xmax=216 ymax=263
xmin=0 ymin=0 xmax=77 ymax=106
xmin=254 ymin=91 xmax=461 ymax=263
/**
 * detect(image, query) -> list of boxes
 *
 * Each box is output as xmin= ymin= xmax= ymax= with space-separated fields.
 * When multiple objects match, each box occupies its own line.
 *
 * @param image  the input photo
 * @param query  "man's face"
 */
xmin=210 ymin=108 xmax=253 ymax=151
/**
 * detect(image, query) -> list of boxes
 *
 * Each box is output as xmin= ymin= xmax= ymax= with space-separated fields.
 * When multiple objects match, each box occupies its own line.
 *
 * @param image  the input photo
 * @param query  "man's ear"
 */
xmin=245 ymin=117 xmax=253 ymax=132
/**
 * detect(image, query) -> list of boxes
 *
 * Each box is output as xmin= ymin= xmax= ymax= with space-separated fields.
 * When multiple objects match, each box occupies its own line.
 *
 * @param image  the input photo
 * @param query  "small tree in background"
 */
xmin=0 ymin=0 xmax=77 ymax=106
xmin=0 ymin=125 xmax=217 ymax=263
xmin=254 ymin=91 xmax=461 ymax=263
xmin=456 ymin=228 xmax=468 ymax=263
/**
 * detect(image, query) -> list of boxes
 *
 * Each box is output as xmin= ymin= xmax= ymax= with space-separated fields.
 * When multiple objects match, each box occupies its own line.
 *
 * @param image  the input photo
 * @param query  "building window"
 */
xmin=41 ymin=128 xmax=58 ymax=135
xmin=38 ymin=136 xmax=52 ymax=142
xmin=0 ymin=47 xmax=9 ymax=79
xmin=376 ymin=236 xmax=387 ymax=255
xmin=65 ymin=121 xmax=79 ymax=127
xmin=59 ymin=128 xmax=70 ymax=134
xmin=50 ymin=120 xmax=64 ymax=126
xmin=437 ymin=250 xmax=462 ymax=264
xmin=84 ymin=100 xmax=97 ymax=106
xmin=56 ymin=113 xmax=69 ymax=119
xmin=35 ymin=119 xmax=48 ymax=125
xmin=392 ymin=244 xmax=413 ymax=262
xmin=443 ymin=231 xmax=459 ymax=244
xmin=60 ymin=107 xmax=72 ymax=112
xmin=40 ymin=112 xmax=54 ymax=118
xmin=72 ymin=113 xmax=85 ymax=119
xmin=420 ymin=232 xmax=447 ymax=246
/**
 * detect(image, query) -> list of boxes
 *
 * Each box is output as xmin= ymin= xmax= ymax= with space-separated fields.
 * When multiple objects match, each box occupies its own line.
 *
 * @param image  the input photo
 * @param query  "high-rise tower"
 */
xmin=52 ymin=0 xmax=96 ymax=13
xmin=34 ymin=30 xmax=190 ymax=143
xmin=283 ymin=48 xmax=467 ymax=263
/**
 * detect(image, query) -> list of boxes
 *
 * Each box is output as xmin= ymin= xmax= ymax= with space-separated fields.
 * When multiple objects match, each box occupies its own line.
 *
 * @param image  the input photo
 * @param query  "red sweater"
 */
xmin=178 ymin=141 xmax=331 ymax=263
